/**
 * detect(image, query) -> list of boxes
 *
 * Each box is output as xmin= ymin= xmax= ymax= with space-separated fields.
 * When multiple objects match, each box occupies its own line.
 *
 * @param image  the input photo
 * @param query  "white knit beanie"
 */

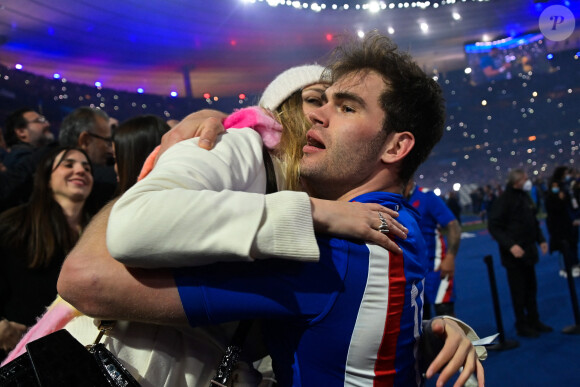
xmin=259 ymin=64 xmax=326 ymax=112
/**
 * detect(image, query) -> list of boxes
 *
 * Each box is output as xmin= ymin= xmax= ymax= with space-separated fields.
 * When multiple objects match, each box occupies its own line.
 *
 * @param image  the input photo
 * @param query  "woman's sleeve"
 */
xmin=107 ymin=128 xmax=319 ymax=268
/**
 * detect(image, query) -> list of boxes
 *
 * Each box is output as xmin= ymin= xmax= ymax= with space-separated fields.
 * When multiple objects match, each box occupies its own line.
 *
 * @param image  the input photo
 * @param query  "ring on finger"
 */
xmin=378 ymin=212 xmax=390 ymax=234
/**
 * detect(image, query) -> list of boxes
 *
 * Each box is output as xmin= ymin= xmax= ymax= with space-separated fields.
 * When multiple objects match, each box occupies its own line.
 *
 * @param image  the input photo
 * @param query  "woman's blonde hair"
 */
xmin=274 ymin=91 xmax=311 ymax=191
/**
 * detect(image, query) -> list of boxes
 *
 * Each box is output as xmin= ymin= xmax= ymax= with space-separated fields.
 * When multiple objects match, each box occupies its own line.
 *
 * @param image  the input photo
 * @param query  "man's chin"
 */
xmin=298 ymin=160 xmax=314 ymax=177
xmin=298 ymin=164 xmax=322 ymax=182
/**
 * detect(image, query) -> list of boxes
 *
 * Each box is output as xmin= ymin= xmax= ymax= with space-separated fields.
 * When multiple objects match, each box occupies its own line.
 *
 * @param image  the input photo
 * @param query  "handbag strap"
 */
xmin=210 ymin=320 xmax=253 ymax=387
xmin=262 ymin=146 xmax=278 ymax=195
xmin=88 ymin=320 xmax=116 ymax=348
xmin=210 ymin=146 xmax=278 ymax=387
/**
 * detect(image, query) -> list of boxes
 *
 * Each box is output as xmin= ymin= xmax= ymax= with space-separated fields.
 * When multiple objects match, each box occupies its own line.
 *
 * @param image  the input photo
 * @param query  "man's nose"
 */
xmin=307 ymin=107 xmax=328 ymax=127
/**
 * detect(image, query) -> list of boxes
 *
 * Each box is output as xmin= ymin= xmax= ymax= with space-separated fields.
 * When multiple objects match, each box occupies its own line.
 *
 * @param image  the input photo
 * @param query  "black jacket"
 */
xmin=488 ymin=185 xmax=546 ymax=268
xmin=545 ymin=190 xmax=577 ymax=253
xmin=0 ymin=142 xmax=57 ymax=213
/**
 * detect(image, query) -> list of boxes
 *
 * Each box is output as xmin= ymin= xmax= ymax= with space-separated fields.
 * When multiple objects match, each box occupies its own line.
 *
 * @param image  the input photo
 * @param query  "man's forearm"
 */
xmin=445 ymin=219 xmax=461 ymax=257
xmin=57 ymin=200 xmax=187 ymax=325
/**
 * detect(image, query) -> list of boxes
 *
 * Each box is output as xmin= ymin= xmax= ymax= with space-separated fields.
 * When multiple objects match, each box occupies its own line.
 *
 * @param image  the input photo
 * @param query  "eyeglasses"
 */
xmin=27 ymin=116 xmax=48 ymax=125
xmin=87 ymin=132 xmax=113 ymax=146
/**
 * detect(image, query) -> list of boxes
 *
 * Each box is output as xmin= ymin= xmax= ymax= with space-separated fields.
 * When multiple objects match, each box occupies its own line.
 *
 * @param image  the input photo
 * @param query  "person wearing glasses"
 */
xmin=59 ymin=107 xmax=115 ymax=167
xmin=0 ymin=108 xmax=57 ymax=212
xmin=58 ymin=107 xmax=117 ymax=213
xmin=2 ymin=108 xmax=53 ymax=169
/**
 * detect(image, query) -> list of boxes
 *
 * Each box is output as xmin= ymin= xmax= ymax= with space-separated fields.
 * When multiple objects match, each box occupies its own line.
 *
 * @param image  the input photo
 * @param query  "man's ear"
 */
xmin=78 ymin=131 xmax=91 ymax=151
xmin=14 ymin=127 xmax=28 ymax=142
xmin=381 ymin=131 xmax=415 ymax=164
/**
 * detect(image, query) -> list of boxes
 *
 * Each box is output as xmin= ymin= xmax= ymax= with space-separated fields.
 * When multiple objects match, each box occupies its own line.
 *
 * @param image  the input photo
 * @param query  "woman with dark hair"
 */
xmin=113 ymin=115 xmax=169 ymax=195
xmin=0 ymin=146 xmax=93 ymax=358
xmin=0 ymin=118 xmax=169 ymax=364
xmin=545 ymin=166 xmax=580 ymax=277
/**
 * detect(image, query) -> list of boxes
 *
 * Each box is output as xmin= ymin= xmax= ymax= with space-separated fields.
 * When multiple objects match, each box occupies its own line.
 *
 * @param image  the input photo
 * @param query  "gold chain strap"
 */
xmin=87 ymin=320 xmax=116 ymax=349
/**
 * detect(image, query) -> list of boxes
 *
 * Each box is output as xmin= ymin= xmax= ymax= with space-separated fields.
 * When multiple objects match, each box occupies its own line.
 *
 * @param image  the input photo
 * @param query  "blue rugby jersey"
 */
xmin=175 ymin=191 xmax=428 ymax=386
xmin=407 ymin=187 xmax=456 ymax=271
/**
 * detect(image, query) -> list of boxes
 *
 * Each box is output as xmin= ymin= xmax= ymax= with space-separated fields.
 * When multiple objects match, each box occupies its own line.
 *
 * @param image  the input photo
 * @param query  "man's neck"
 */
xmin=303 ymin=172 xmax=404 ymax=202
xmin=403 ymin=182 xmax=416 ymax=200
xmin=336 ymin=184 xmax=403 ymax=202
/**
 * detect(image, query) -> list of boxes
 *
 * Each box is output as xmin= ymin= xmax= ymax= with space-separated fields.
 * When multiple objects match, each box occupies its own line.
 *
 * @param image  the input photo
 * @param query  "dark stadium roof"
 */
xmin=1 ymin=0 xmax=578 ymax=97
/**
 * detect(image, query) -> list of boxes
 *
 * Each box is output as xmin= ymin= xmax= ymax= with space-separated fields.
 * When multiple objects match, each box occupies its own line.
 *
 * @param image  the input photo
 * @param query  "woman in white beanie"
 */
xmin=258 ymin=64 xmax=331 ymax=191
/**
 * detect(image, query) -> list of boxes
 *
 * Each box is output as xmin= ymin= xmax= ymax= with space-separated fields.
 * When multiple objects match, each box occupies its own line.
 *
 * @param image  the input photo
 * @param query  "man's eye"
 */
xmin=341 ymin=105 xmax=355 ymax=113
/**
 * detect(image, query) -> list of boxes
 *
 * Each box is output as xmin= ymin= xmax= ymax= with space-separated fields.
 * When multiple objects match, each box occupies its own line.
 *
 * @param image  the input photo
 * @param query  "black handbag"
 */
xmin=0 ymin=321 xmax=140 ymax=387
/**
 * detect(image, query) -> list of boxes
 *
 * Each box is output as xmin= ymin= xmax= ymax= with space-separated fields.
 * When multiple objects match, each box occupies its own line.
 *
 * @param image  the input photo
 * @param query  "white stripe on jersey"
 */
xmin=433 ymin=228 xmax=443 ymax=270
xmin=412 ymin=281 xmax=423 ymax=386
xmin=435 ymin=275 xmax=450 ymax=304
xmin=343 ymin=244 xmax=390 ymax=385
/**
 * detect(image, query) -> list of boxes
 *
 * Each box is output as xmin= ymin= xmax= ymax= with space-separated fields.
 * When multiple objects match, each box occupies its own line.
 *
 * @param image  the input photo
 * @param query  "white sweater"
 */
xmin=108 ymin=128 xmax=319 ymax=268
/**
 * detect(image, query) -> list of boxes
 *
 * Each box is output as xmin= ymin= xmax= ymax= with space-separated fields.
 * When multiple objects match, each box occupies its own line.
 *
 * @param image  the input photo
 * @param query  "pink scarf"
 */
xmin=2 ymin=297 xmax=81 ymax=365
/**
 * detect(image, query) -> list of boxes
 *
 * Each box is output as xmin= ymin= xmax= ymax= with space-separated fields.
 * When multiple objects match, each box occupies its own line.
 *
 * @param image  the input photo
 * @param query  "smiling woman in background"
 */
xmin=0 ymin=146 xmax=93 ymax=359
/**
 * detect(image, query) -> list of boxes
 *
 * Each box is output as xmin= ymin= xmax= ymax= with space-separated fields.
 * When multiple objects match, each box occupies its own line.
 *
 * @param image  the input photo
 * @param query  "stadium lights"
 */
xmin=241 ymin=0 xmax=491 ymax=13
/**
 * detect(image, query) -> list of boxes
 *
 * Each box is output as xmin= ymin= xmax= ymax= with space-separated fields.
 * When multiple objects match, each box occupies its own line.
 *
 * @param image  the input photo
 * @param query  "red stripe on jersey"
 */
xmin=373 ymin=250 xmax=406 ymax=386
xmin=442 ymin=277 xmax=454 ymax=303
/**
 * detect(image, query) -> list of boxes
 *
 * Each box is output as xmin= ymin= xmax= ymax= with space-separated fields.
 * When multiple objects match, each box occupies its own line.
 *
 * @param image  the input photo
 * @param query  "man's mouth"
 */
xmin=306 ymin=135 xmax=325 ymax=149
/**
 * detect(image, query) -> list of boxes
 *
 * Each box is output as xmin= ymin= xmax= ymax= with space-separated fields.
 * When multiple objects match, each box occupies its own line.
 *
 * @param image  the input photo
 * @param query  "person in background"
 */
xmin=0 ymin=147 xmax=93 ymax=360
xmin=108 ymin=116 xmax=119 ymax=132
xmin=58 ymin=107 xmax=116 ymax=213
xmin=405 ymin=179 xmax=462 ymax=318
xmin=479 ymin=184 xmax=496 ymax=224
xmin=0 ymin=108 xmax=57 ymax=212
xmin=480 ymin=47 xmax=512 ymax=81
xmin=112 ymin=115 xmax=169 ymax=195
xmin=529 ymin=177 xmax=544 ymax=214
xmin=2 ymin=108 xmax=53 ymax=169
xmin=545 ymin=166 xmax=580 ymax=278
xmin=59 ymin=107 xmax=114 ymax=167
xmin=470 ymin=187 xmax=483 ymax=216
xmin=488 ymin=168 xmax=551 ymax=338
xmin=446 ymin=190 xmax=462 ymax=225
